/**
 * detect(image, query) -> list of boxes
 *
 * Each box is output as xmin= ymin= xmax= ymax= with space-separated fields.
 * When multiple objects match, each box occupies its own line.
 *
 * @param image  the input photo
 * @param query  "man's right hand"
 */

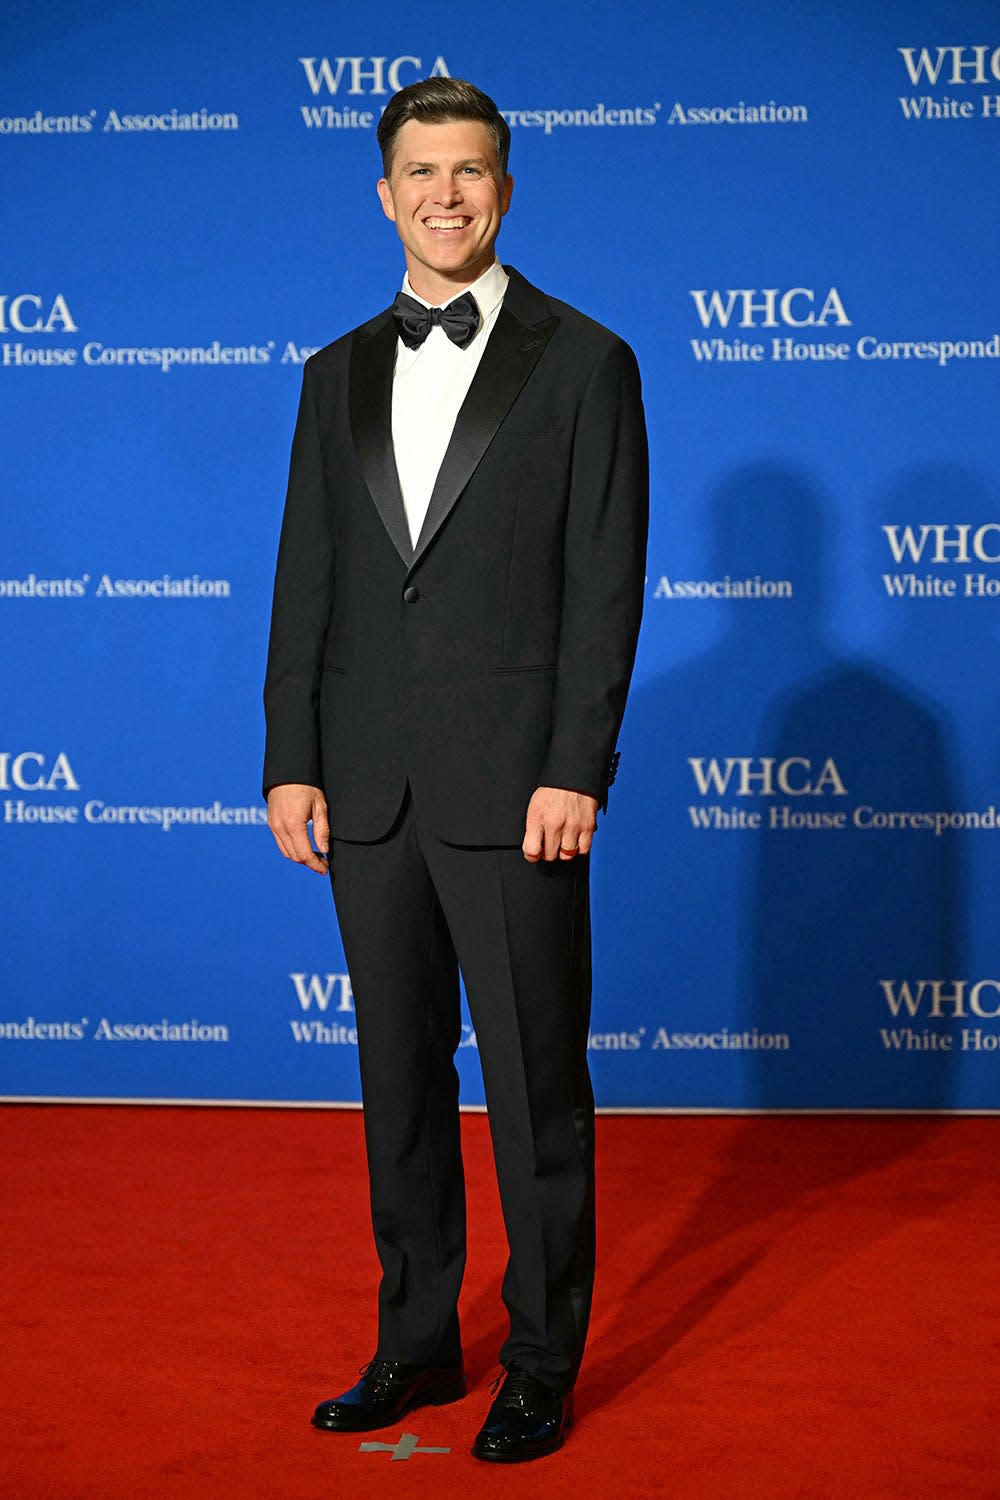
xmin=267 ymin=783 xmax=330 ymax=874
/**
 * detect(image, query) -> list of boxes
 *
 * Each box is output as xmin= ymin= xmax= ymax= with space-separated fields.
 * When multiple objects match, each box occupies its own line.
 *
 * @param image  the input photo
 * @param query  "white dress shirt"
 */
xmin=391 ymin=259 xmax=509 ymax=548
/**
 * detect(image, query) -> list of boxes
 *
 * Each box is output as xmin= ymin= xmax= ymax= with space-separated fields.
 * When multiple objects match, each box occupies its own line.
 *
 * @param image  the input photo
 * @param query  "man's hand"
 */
xmin=267 ymin=783 xmax=330 ymax=874
xmin=522 ymin=786 xmax=599 ymax=863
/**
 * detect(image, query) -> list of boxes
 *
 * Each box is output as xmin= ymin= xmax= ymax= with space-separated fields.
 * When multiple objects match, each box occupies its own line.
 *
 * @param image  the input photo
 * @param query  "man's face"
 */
xmin=376 ymin=118 xmax=513 ymax=298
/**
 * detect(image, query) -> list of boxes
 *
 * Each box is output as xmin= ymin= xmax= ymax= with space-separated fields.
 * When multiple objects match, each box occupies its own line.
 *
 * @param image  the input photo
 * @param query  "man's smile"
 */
xmin=423 ymin=216 xmax=473 ymax=231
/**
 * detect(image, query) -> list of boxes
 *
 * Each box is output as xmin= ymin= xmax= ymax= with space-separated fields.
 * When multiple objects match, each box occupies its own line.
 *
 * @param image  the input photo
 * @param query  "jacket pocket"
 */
xmin=489 ymin=663 xmax=556 ymax=675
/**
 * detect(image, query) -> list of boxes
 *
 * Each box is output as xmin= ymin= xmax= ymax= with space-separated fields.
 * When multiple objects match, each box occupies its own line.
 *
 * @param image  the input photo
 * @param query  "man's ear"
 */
xmin=501 ymin=174 xmax=514 ymax=216
xmin=376 ymin=177 xmax=397 ymax=223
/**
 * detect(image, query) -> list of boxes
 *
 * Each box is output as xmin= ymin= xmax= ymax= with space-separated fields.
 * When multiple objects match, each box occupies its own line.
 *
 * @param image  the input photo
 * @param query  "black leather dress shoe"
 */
xmin=471 ymin=1363 xmax=573 ymax=1463
xmin=311 ymin=1358 xmax=465 ymax=1432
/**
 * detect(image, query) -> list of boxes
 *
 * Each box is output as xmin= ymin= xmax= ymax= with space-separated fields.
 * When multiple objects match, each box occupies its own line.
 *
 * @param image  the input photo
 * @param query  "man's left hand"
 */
xmin=522 ymin=787 xmax=599 ymax=863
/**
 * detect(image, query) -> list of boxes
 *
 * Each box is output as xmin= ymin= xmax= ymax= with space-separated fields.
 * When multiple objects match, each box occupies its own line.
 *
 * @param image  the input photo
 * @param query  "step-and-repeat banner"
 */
xmin=3 ymin=1 xmax=998 ymax=1109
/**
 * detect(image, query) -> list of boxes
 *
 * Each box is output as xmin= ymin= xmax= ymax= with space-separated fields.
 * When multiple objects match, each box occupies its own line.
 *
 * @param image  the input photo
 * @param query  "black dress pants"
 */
xmin=329 ymin=787 xmax=595 ymax=1395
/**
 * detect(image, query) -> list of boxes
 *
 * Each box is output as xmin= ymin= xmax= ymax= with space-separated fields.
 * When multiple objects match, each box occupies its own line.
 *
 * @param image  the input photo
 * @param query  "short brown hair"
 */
xmin=377 ymin=77 xmax=511 ymax=178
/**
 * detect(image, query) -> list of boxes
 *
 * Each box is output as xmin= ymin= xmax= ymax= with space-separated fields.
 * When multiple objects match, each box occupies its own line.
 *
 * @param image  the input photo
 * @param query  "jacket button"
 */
xmin=402 ymin=586 xmax=420 ymax=603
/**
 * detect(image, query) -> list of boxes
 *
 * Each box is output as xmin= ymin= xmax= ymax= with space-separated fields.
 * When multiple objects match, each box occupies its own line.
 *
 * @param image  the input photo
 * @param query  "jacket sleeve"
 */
xmin=537 ymin=336 xmax=649 ymax=806
xmin=261 ymin=360 xmax=334 ymax=797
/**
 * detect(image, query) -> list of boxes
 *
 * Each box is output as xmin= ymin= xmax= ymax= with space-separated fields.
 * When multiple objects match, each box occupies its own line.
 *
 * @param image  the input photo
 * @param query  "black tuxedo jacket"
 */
xmin=263 ymin=266 xmax=649 ymax=845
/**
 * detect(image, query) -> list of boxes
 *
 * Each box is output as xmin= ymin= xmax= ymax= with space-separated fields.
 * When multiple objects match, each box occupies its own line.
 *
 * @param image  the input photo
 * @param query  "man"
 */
xmin=263 ymin=77 xmax=648 ymax=1463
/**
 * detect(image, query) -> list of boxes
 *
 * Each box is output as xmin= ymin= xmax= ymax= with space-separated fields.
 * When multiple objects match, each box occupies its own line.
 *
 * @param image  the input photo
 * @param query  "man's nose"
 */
xmin=436 ymin=178 xmax=464 ymax=207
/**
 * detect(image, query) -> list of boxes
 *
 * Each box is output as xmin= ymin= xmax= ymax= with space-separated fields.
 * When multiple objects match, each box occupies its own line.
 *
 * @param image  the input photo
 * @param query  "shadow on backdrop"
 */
xmin=598 ymin=459 xmax=964 ymax=1107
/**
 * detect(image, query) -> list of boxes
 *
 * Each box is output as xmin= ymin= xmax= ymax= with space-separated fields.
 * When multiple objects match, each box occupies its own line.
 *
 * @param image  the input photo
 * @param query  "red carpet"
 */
xmin=3 ymin=1107 xmax=997 ymax=1499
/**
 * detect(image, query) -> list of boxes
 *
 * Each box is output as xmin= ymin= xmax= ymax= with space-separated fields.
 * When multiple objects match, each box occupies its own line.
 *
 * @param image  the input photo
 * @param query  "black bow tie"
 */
xmin=392 ymin=290 xmax=480 ymax=350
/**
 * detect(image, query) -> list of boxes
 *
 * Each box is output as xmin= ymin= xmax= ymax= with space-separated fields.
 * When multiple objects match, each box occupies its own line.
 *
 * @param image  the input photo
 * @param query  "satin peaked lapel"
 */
xmin=409 ymin=305 xmax=560 ymax=570
xmin=349 ymin=314 xmax=413 ymax=566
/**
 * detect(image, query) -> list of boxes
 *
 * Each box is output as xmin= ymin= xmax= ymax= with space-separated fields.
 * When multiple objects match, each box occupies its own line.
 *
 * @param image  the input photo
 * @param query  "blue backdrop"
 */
xmin=3 ymin=0 xmax=999 ymax=1110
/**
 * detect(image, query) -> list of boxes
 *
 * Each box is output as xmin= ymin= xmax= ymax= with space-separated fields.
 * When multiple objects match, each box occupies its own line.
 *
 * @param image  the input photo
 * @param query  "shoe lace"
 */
xmin=489 ymin=1363 xmax=544 ymax=1407
xmin=357 ymin=1358 xmax=398 ymax=1393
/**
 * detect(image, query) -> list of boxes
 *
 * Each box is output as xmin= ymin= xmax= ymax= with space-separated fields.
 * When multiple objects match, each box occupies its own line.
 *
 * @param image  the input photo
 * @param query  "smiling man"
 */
xmin=263 ymin=77 xmax=648 ymax=1463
